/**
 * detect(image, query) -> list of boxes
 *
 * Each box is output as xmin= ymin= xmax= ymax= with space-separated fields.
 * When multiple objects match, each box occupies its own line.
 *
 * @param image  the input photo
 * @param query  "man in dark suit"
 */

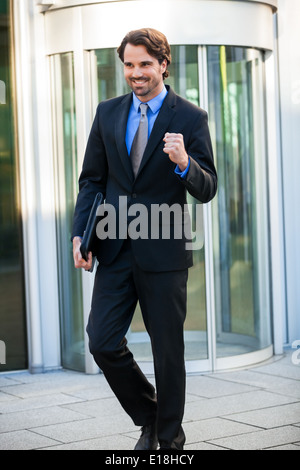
xmin=72 ymin=28 xmax=217 ymax=450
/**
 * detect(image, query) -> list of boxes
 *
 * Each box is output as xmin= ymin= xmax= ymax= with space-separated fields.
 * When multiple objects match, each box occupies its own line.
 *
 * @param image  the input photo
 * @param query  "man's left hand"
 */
xmin=163 ymin=132 xmax=189 ymax=171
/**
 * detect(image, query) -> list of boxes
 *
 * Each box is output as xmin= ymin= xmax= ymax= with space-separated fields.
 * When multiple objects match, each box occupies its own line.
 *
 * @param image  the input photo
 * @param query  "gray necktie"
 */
xmin=130 ymin=103 xmax=148 ymax=177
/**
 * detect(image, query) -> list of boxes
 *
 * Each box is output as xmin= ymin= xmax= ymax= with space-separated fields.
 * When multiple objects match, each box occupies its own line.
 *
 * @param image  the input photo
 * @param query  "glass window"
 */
xmin=207 ymin=46 xmax=272 ymax=357
xmin=92 ymin=48 xmax=129 ymax=102
xmin=0 ymin=0 xmax=27 ymax=371
xmin=51 ymin=53 xmax=84 ymax=371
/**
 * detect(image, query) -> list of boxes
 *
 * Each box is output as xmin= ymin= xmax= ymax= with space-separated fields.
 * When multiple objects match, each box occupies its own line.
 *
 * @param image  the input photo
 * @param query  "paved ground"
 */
xmin=0 ymin=349 xmax=300 ymax=450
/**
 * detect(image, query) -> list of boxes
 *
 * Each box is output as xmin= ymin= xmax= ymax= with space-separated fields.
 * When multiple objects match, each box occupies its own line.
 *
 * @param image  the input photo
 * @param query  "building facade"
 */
xmin=0 ymin=0 xmax=299 ymax=374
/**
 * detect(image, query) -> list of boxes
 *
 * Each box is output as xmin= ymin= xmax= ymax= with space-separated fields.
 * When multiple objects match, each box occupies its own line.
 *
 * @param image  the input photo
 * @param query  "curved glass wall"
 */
xmin=86 ymin=44 xmax=272 ymax=371
xmin=50 ymin=43 xmax=272 ymax=372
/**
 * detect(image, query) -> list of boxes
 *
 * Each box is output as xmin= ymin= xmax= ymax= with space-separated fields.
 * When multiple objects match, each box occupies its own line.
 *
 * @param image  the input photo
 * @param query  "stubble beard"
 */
xmin=128 ymin=77 xmax=162 ymax=99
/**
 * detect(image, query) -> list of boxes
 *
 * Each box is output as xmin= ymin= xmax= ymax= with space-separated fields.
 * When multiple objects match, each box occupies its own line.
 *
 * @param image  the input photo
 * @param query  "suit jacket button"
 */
xmin=132 ymin=193 xmax=137 ymax=199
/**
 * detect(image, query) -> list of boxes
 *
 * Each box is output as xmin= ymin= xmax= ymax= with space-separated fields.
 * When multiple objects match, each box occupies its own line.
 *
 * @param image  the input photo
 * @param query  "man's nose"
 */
xmin=132 ymin=66 xmax=143 ymax=77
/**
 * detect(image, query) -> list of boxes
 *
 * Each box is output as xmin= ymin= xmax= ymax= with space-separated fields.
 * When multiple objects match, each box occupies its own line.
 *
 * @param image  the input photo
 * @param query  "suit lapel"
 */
xmin=136 ymin=87 xmax=177 ymax=178
xmin=115 ymin=93 xmax=134 ymax=182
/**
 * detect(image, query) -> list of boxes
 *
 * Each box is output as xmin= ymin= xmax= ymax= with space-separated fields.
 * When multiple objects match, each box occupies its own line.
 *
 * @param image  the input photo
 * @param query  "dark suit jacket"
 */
xmin=72 ymin=86 xmax=217 ymax=272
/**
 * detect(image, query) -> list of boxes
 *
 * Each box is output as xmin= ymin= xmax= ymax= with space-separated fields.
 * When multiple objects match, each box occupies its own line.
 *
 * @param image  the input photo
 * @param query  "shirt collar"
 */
xmin=132 ymin=85 xmax=168 ymax=114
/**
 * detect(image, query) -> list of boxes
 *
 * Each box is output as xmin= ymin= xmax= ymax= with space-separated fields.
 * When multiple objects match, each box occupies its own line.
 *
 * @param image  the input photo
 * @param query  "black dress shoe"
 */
xmin=134 ymin=424 xmax=158 ymax=450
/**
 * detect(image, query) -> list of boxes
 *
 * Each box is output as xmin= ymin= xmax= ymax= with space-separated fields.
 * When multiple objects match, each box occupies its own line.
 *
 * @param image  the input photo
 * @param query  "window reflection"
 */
xmin=208 ymin=46 xmax=272 ymax=356
xmin=167 ymin=46 xmax=207 ymax=360
xmin=51 ymin=53 xmax=84 ymax=371
xmin=0 ymin=0 xmax=27 ymax=371
xmin=93 ymin=48 xmax=129 ymax=102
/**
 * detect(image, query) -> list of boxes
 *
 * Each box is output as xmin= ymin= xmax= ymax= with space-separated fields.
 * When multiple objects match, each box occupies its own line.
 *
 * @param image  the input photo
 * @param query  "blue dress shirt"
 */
xmin=126 ymin=86 xmax=190 ymax=178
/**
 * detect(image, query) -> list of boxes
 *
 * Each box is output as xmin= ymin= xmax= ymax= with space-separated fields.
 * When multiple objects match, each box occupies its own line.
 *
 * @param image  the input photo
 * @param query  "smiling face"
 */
xmin=123 ymin=43 xmax=167 ymax=102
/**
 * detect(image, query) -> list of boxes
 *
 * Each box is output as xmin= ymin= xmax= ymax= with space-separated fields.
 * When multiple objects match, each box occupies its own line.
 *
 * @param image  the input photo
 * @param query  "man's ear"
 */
xmin=161 ymin=59 xmax=167 ymax=74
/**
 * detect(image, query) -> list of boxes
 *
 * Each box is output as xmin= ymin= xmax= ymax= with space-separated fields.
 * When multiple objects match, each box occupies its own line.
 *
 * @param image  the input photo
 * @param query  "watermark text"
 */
xmin=292 ymin=340 xmax=300 ymax=365
xmin=96 ymin=197 xmax=204 ymax=250
xmin=0 ymin=340 xmax=6 ymax=365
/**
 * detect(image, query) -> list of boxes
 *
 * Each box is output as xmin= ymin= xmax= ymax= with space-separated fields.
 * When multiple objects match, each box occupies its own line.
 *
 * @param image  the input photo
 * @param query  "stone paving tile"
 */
xmin=184 ymin=417 xmax=260 ymax=443
xmin=40 ymin=434 xmax=137 ymax=450
xmin=185 ymin=392 xmax=206 ymax=404
xmin=0 ymin=393 xmax=83 ymax=414
xmin=183 ymin=390 xmax=296 ymax=421
xmin=0 ymin=369 xmax=100 ymax=386
xmin=207 ymin=425 xmax=300 ymax=450
xmin=185 ymin=441 xmax=226 ymax=450
xmin=62 ymin=386 xmax=114 ymax=401
xmin=0 ymin=429 xmax=60 ymax=450
xmin=266 ymin=444 xmax=300 ymax=450
xmin=31 ymin=413 xmax=136 ymax=444
xmin=0 ymin=406 xmax=89 ymax=433
xmin=224 ymin=402 xmax=300 ymax=428
xmin=0 ymin=391 xmax=17 ymax=403
xmin=0 ymin=372 xmax=105 ymax=399
xmin=0 ymin=376 xmax=22 ymax=387
xmin=186 ymin=375 xmax=257 ymax=398
xmin=254 ymin=361 xmax=300 ymax=381
xmin=215 ymin=369 xmax=300 ymax=399
xmin=62 ymin=396 xmax=128 ymax=419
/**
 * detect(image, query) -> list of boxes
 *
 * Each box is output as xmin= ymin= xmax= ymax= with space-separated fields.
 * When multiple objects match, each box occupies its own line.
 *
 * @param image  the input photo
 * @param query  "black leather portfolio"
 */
xmin=80 ymin=192 xmax=104 ymax=270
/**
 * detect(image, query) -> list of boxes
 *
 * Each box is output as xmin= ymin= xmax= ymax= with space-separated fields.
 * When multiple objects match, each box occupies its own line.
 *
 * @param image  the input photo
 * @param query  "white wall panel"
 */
xmin=277 ymin=0 xmax=300 ymax=345
xmin=45 ymin=0 xmax=275 ymax=54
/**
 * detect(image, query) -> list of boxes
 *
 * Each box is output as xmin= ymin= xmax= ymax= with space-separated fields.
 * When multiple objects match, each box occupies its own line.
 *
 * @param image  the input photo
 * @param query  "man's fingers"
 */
xmin=163 ymin=132 xmax=183 ymax=142
xmin=73 ymin=238 xmax=92 ymax=270
xmin=84 ymin=252 xmax=93 ymax=271
xmin=75 ymin=257 xmax=91 ymax=270
xmin=163 ymin=133 xmax=183 ymax=152
xmin=163 ymin=133 xmax=182 ymax=153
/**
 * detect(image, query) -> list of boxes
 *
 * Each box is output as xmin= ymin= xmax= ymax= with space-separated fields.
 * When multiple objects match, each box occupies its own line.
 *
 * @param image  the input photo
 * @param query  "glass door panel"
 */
xmin=167 ymin=46 xmax=208 ymax=360
xmin=91 ymin=48 xmax=129 ymax=102
xmin=0 ymin=0 xmax=27 ymax=371
xmin=51 ymin=53 xmax=84 ymax=371
xmin=207 ymin=46 xmax=272 ymax=357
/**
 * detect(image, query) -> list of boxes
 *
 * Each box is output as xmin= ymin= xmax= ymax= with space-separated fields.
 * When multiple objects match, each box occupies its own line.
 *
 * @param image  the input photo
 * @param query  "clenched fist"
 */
xmin=163 ymin=132 xmax=189 ymax=171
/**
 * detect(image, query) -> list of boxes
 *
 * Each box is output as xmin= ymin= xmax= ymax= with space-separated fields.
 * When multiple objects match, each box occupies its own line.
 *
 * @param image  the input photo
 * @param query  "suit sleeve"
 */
xmin=179 ymin=110 xmax=217 ymax=203
xmin=71 ymin=104 xmax=108 ymax=239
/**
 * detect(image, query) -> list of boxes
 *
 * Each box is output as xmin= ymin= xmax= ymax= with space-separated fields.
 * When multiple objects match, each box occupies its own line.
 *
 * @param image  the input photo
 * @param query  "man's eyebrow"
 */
xmin=124 ymin=60 xmax=154 ymax=66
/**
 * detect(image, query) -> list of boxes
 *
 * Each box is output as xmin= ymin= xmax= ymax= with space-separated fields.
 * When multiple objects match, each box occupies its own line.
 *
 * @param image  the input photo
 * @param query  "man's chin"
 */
xmin=132 ymin=86 xmax=149 ymax=97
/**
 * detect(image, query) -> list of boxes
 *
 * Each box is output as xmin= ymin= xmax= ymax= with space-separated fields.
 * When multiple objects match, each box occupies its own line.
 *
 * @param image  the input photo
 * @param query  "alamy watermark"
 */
xmin=0 ymin=340 xmax=6 ymax=365
xmin=292 ymin=340 xmax=300 ymax=365
xmin=95 ymin=196 xmax=204 ymax=250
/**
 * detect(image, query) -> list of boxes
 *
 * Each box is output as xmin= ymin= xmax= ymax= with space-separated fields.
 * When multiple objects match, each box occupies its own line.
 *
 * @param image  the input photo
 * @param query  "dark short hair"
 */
xmin=117 ymin=28 xmax=171 ymax=79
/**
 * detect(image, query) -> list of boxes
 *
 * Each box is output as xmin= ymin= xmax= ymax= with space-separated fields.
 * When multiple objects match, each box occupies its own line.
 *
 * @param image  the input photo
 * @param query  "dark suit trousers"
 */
xmin=86 ymin=238 xmax=188 ymax=449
